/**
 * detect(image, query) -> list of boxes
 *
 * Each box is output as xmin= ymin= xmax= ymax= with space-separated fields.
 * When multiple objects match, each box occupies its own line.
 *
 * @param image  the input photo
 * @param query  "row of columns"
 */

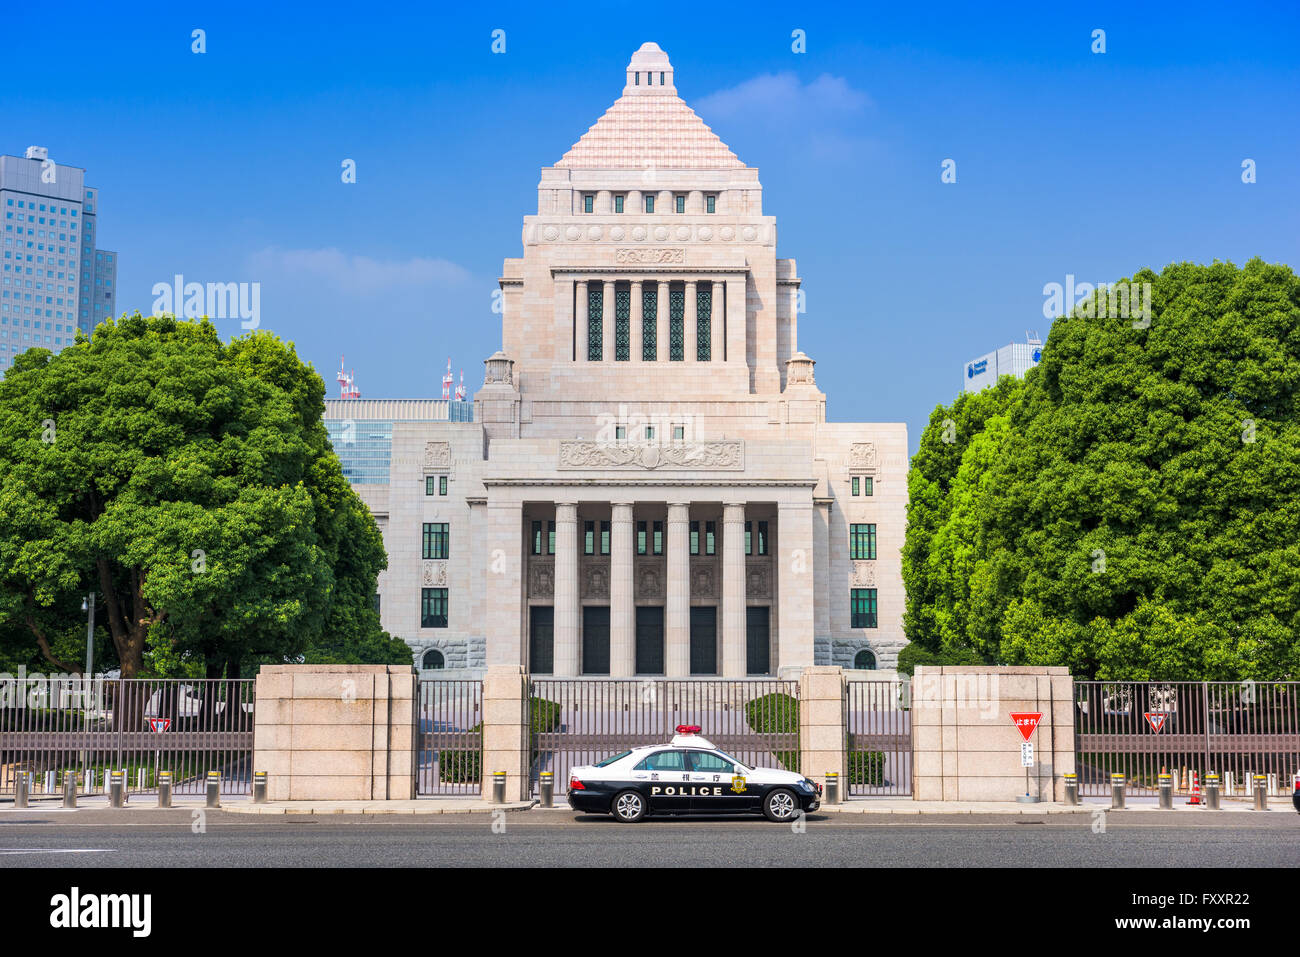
xmin=550 ymin=502 xmax=749 ymax=677
xmin=575 ymin=278 xmax=725 ymax=362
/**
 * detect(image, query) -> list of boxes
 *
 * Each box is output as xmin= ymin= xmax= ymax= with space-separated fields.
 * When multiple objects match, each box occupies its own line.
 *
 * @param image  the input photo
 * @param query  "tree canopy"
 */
xmin=0 ymin=313 xmax=409 ymax=678
xmin=902 ymin=259 xmax=1300 ymax=679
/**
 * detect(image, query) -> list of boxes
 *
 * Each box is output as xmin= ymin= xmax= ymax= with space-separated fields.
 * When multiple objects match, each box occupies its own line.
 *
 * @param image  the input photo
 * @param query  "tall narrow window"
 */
xmin=690 ymin=521 xmax=700 ymax=555
xmin=600 ymin=521 xmax=610 ymax=555
xmin=850 ymin=523 xmax=877 ymax=560
xmin=422 ymin=522 xmax=449 ymax=560
xmin=862 ymin=476 xmax=874 ymax=496
xmin=645 ymin=195 xmax=655 ymax=213
xmin=584 ymin=520 xmax=595 ymax=555
xmin=614 ymin=195 xmax=624 ymax=213
xmin=652 ymin=520 xmax=664 ymax=555
xmin=614 ymin=288 xmax=631 ymax=361
xmin=439 ymin=475 xmax=447 ymax=496
xmin=547 ymin=520 xmax=556 ymax=555
xmin=757 ymin=521 xmax=768 ymax=556
xmin=696 ymin=286 xmax=711 ymax=361
xmin=587 ymin=286 xmax=603 ymax=361
xmin=851 ymin=589 xmax=878 ymax=628
xmin=636 ymin=521 xmax=647 ymax=555
xmin=851 ymin=476 xmax=860 ymax=496
xmin=532 ymin=520 xmax=543 ymax=555
xmin=705 ymin=521 xmax=716 ymax=555
xmin=425 ymin=476 xmax=437 ymax=496
xmin=583 ymin=195 xmax=593 ymax=213
xmin=706 ymin=195 xmax=716 ymax=213
xmin=642 ymin=287 xmax=657 ymax=360
xmin=675 ymin=195 xmax=685 ymax=214
xmin=669 ymin=289 xmax=685 ymax=360
xmin=421 ymin=588 xmax=448 ymax=628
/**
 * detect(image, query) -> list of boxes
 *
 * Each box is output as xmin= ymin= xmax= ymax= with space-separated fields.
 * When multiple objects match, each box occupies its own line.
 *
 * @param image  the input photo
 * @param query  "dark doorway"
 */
xmin=690 ymin=606 xmax=718 ymax=675
xmin=746 ymin=605 xmax=771 ymax=675
xmin=635 ymin=606 xmax=665 ymax=674
xmin=529 ymin=606 xmax=554 ymax=674
xmin=582 ymin=606 xmax=611 ymax=674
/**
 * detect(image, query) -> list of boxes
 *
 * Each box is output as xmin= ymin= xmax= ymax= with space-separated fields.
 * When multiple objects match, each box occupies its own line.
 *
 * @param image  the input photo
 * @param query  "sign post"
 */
xmin=1010 ymin=712 xmax=1043 ymax=804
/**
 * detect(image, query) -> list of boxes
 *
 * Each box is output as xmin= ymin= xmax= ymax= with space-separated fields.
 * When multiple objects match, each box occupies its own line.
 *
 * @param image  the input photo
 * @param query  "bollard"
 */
xmin=84 ymin=768 xmax=95 ymax=794
xmin=109 ymin=770 xmax=125 ymax=809
xmin=1223 ymin=771 xmax=1234 ymax=795
xmin=1253 ymin=775 xmax=1267 ymax=811
xmin=1063 ymin=772 xmax=1079 ymax=806
xmin=824 ymin=772 xmax=839 ymax=806
xmin=137 ymin=769 xmax=147 ymax=792
xmin=44 ymin=770 xmax=55 ymax=794
xmin=1110 ymin=773 xmax=1126 ymax=809
xmin=205 ymin=770 xmax=221 ymax=809
xmin=492 ymin=770 xmax=506 ymax=804
xmin=1205 ymin=773 xmax=1221 ymax=810
xmin=539 ymin=771 xmax=554 ymax=808
xmin=1268 ymin=773 xmax=1278 ymax=797
xmin=14 ymin=771 xmax=29 ymax=809
xmin=157 ymin=771 xmax=172 ymax=808
xmin=253 ymin=771 xmax=267 ymax=804
xmin=1158 ymin=773 xmax=1173 ymax=810
xmin=62 ymin=771 xmax=77 ymax=809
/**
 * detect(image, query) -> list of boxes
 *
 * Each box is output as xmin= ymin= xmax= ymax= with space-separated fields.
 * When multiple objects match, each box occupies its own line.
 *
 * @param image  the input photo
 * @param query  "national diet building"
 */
xmin=325 ymin=43 xmax=909 ymax=677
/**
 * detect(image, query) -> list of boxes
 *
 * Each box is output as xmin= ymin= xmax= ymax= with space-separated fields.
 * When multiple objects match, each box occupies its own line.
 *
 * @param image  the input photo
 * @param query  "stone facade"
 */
xmin=326 ymin=42 xmax=909 ymax=677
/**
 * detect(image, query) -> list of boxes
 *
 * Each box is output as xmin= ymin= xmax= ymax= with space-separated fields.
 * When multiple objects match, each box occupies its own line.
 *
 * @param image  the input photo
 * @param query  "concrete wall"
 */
xmin=254 ymin=665 xmax=417 ymax=801
xmin=911 ymin=665 xmax=1075 ymax=802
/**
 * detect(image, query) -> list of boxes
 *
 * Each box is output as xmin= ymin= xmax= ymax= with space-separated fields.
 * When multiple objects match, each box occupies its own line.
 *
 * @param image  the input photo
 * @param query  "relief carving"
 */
xmin=690 ymin=564 xmax=715 ymax=599
xmin=422 ymin=561 xmax=448 ymax=587
xmin=583 ymin=564 xmax=609 ymax=600
xmin=615 ymin=247 xmax=685 ymax=264
xmin=528 ymin=560 xmax=554 ymax=598
xmin=424 ymin=441 xmax=452 ymax=468
xmin=558 ymin=440 xmax=743 ymax=471
xmin=745 ymin=562 xmax=770 ymax=599
xmin=848 ymin=442 xmax=877 ymax=469
xmin=851 ymin=562 xmax=876 ymax=587
xmin=635 ymin=563 xmax=662 ymax=600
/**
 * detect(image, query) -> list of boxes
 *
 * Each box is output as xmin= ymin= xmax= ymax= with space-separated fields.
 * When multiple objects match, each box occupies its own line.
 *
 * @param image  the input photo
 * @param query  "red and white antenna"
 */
xmin=441 ymin=357 xmax=453 ymax=400
xmin=455 ymin=369 xmax=466 ymax=402
xmin=337 ymin=356 xmax=361 ymax=399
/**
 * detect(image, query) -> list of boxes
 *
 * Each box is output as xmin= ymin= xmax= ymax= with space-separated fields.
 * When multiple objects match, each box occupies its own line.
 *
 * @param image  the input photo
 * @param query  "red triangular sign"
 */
xmin=149 ymin=718 xmax=171 ymax=733
xmin=1010 ymin=712 xmax=1042 ymax=741
xmin=1144 ymin=712 xmax=1167 ymax=733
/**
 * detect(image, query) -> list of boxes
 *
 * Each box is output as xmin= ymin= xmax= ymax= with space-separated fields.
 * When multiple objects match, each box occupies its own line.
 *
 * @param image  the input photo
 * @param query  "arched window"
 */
xmin=854 ymin=649 xmax=877 ymax=670
xmin=422 ymin=649 xmax=445 ymax=670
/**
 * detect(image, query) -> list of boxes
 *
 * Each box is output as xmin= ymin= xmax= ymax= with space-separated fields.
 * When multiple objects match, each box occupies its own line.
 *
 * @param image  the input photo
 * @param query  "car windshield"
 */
xmin=714 ymin=750 xmax=751 ymax=772
xmin=594 ymin=750 xmax=633 ymax=767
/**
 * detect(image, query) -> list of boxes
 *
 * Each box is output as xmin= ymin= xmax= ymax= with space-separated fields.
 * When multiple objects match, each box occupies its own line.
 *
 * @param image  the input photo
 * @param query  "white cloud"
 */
xmin=248 ymin=246 xmax=472 ymax=293
xmin=696 ymin=72 xmax=872 ymax=121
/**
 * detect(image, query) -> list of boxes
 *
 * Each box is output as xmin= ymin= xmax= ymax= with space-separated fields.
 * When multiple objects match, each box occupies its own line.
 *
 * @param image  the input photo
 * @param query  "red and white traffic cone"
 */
xmin=1187 ymin=770 xmax=1201 ymax=806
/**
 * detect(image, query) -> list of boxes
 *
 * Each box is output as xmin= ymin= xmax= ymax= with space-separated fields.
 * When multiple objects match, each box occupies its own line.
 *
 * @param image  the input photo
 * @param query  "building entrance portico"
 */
xmin=509 ymin=492 xmax=796 ymax=677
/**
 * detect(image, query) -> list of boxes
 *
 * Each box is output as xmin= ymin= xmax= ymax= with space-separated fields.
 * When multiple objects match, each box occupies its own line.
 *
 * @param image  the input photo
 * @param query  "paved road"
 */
xmin=1 ymin=809 xmax=1296 ymax=867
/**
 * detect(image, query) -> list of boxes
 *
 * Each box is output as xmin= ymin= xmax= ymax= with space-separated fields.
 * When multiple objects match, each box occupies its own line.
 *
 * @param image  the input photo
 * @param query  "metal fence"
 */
xmin=415 ymin=679 xmax=483 ymax=796
xmin=844 ymin=679 xmax=912 ymax=796
xmin=528 ymin=678 xmax=799 ymax=795
xmin=0 ymin=677 xmax=255 ymax=796
xmin=1075 ymin=681 xmax=1300 ymax=796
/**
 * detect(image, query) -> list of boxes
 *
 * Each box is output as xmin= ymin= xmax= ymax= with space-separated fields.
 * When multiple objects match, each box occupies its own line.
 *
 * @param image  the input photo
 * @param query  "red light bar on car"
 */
xmin=675 ymin=725 xmax=701 ymax=734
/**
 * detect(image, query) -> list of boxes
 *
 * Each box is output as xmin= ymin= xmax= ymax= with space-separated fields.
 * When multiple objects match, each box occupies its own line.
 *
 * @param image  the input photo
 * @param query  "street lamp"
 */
xmin=81 ymin=592 xmax=95 ymax=678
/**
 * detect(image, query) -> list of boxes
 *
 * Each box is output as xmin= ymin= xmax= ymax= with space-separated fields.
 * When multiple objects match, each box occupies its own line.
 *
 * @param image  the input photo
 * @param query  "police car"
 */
xmin=566 ymin=726 xmax=822 ymax=822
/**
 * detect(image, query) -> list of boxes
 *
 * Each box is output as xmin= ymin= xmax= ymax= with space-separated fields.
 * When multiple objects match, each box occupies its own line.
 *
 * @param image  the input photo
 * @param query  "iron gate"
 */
xmin=0 ymin=677 xmax=255 ymax=796
xmin=1075 ymin=681 xmax=1300 ymax=796
xmin=416 ymin=679 xmax=483 ymax=796
xmin=844 ymin=679 xmax=912 ymax=796
xmin=528 ymin=678 xmax=799 ymax=795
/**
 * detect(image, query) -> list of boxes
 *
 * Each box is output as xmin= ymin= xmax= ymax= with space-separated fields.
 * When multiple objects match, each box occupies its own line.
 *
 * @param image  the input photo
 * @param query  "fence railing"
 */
xmin=1075 ymin=680 xmax=1300 ymax=796
xmin=844 ymin=680 xmax=912 ymax=796
xmin=0 ymin=677 xmax=255 ymax=796
xmin=528 ymin=678 xmax=799 ymax=795
xmin=415 ymin=679 xmax=482 ymax=796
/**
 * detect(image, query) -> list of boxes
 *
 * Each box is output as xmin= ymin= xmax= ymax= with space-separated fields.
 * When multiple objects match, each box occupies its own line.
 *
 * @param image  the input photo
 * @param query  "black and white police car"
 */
xmin=566 ymin=725 xmax=821 ymax=822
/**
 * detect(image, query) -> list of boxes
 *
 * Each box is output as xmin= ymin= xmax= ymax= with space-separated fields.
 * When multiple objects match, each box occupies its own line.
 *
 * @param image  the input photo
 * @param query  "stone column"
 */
xmin=684 ymin=279 xmax=697 ymax=362
xmin=601 ymin=280 xmax=615 ymax=364
xmin=575 ymin=279 xmax=588 ymax=363
xmin=798 ymin=666 xmax=846 ymax=796
xmin=629 ymin=280 xmax=643 ymax=364
xmin=554 ymin=503 xmax=580 ymax=676
xmin=657 ymin=280 xmax=670 ymax=364
xmin=610 ymin=503 xmax=635 ymax=676
xmin=725 ymin=276 xmax=746 ymax=370
xmin=481 ymin=664 xmax=530 ymax=801
xmin=485 ymin=501 xmax=523 ymax=667
xmin=666 ymin=502 xmax=691 ymax=676
xmin=721 ymin=502 xmax=747 ymax=677
xmin=776 ymin=502 xmax=815 ymax=671
xmin=710 ymin=280 xmax=724 ymax=361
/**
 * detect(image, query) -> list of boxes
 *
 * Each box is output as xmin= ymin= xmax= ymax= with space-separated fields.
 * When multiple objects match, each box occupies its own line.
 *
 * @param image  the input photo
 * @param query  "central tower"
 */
xmin=495 ymin=42 xmax=810 ymax=416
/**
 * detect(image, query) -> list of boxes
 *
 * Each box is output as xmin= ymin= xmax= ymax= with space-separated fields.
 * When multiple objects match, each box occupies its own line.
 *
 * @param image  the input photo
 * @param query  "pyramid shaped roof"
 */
xmin=555 ymin=43 xmax=745 ymax=171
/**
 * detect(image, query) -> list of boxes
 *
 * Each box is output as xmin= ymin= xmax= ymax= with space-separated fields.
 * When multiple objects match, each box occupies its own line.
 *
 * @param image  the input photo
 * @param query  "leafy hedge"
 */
xmin=438 ymin=696 xmax=563 ymax=784
xmin=847 ymin=746 xmax=886 ymax=786
xmin=743 ymin=692 xmax=800 ymax=772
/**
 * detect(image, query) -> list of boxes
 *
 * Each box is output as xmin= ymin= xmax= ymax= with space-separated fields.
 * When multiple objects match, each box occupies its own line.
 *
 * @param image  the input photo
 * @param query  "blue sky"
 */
xmin=8 ymin=1 xmax=1298 ymax=452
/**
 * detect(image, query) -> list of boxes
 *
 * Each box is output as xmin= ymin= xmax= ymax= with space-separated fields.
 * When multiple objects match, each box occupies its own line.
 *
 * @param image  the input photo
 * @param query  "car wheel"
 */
xmin=611 ymin=789 xmax=646 ymax=823
xmin=763 ymin=788 xmax=799 ymax=822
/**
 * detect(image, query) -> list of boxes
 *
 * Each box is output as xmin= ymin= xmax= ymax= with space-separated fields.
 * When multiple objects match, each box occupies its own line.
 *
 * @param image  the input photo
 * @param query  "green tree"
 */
xmin=0 ymin=314 xmax=404 ymax=689
xmin=903 ymin=260 xmax=1300 ymax=679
